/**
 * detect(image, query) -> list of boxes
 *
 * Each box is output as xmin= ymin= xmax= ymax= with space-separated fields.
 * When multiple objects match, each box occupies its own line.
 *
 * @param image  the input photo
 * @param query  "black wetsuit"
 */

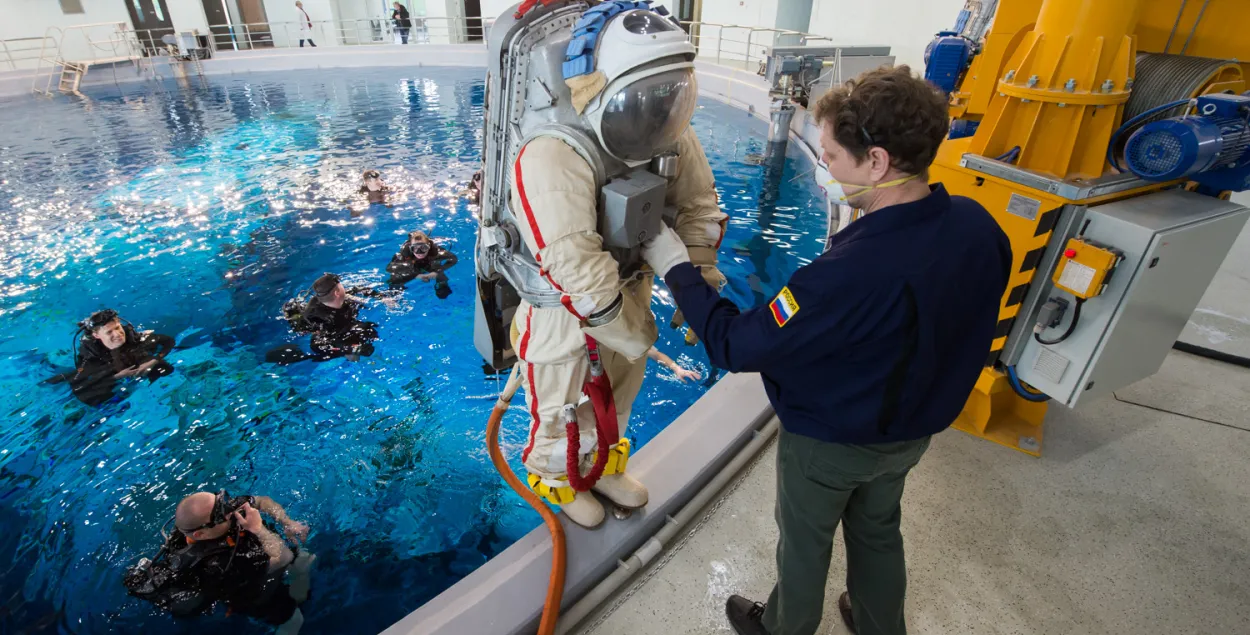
xmin=302 ymin=288 xmax=380 ymax=358
xmin=71 ymin=326 xmax=175 ymax=406
xmin=387 ymin=242 xmax=457 ymax=298
xmin=166 ymin=496 xmax=298 ymax=625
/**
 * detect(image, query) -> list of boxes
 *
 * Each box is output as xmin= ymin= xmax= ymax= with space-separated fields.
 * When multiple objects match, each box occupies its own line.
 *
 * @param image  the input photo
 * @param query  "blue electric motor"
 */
xmin=924 ymin=31 xmax=974 ymax=95
xmin=1124 ymin=93 xmax=1250 ymax=192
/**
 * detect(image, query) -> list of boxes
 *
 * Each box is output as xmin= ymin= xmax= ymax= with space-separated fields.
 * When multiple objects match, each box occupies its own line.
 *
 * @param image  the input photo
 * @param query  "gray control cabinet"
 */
xmin=1016 ymin=189 xmax=1250 ymax=406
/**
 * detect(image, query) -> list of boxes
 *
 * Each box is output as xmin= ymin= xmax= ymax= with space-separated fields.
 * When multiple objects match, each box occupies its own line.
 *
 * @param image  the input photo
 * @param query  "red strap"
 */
xmin=513 ymin=0 xmax=562 ymax=19
xmin=565 ymin=337 xmax=620 ymax=492
xmin=513 ymin=145 xmax=546 ymax=261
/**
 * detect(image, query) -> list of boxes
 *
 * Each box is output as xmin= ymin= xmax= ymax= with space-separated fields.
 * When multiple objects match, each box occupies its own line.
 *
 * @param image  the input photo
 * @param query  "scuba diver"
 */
xmin=58 ymin=309 xmax=176 ymax=406
xmin=123 ymin=491 xmax=314 ymax=634
xmin=472 ymin=0 xmax=727 ymax=528
xmin=359 ymin=169 xmax=390 ymax=205
xmin=270 ymin=273 xmax=391 ymax=364
xmin=386 ymin=230 xmax=457 ymax=298
xmin=351 ymin=169 xmax=390 ymax=218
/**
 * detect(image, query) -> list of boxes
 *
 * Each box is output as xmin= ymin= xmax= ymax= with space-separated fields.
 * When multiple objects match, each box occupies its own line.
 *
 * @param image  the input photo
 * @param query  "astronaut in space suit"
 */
xmin=474 ymin=0 xmax=726 ymax=528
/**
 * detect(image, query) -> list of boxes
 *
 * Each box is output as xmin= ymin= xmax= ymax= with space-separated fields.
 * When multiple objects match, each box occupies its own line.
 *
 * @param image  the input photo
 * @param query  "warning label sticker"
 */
xmin=1006 ymin=193 xmax=1042 ymax=221
xmin=1058 ymin=261 xmax=1097 ymax=296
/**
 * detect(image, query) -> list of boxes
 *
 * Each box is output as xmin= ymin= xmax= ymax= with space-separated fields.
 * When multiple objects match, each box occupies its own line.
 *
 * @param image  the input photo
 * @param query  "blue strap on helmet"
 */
xmin=562 ymin=0 xmax=655 ymax=80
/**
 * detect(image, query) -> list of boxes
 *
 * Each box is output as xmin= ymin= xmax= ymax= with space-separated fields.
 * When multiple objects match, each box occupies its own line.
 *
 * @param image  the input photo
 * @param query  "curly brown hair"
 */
xmin=812 ymin=65 xmax=950 ymax=176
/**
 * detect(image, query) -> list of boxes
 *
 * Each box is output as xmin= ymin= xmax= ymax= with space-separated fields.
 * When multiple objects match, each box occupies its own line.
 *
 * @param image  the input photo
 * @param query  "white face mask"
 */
xmin=825 ymin=173 xmax=920 ymax=206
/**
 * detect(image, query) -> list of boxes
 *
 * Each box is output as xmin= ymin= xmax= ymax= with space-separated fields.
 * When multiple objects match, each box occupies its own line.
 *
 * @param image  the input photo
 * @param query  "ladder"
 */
xmin=56 ymin=60 xmax=85 ymax=95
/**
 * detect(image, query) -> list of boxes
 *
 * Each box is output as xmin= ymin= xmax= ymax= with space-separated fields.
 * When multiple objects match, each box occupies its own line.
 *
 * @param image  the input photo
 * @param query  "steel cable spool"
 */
xmin=1126 ymin=53 xmax=1239 ymax=121
xmin=1113 ymin=53 xmax=1241 ymax=166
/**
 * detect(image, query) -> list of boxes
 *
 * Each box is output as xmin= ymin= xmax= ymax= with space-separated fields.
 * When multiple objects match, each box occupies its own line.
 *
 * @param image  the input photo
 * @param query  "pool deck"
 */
xmin=578 ymin=196 xmax=1250 ymax=635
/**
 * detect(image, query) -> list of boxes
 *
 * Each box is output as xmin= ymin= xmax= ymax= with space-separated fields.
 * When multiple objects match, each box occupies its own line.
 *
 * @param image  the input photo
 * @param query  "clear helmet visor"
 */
xmin=598 ymin=68 xmax=696 ymax=162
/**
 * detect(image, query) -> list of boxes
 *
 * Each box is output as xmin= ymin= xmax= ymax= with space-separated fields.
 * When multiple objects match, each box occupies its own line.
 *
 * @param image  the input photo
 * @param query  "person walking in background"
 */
xmin=392 ymin=2 xmax=412 ymax=45
xmin=295 ymin=1 xmax=316 ymax=47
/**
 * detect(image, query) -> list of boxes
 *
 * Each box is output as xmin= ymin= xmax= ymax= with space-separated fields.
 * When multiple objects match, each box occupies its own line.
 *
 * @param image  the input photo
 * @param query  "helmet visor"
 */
xmin=599 ymin=68 xmax=696 ymax=162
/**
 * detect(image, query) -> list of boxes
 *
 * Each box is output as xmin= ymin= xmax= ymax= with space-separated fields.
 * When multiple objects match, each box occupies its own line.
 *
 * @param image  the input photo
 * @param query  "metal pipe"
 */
xmin=553 ymin=416 xmax=780 ymax=635
xmin=716 ymin=25 xmax=722 ymax=65
xmin=766 ymin=103 xmax=796 ymax=163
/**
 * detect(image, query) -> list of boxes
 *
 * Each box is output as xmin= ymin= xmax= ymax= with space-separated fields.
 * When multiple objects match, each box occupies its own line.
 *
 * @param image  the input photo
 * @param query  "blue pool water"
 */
xmin=0 ymin=68 xmax=826 ymax=634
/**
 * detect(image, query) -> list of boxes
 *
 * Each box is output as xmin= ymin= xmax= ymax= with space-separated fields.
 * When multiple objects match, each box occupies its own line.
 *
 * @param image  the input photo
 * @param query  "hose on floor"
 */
xmin=485 ymin=365 xmax=566 ymax=635
xmin=1173 ymin=341 xmax=1250 ymax=369
xmin=1006 ymin=365 xmax=1050 ymax=402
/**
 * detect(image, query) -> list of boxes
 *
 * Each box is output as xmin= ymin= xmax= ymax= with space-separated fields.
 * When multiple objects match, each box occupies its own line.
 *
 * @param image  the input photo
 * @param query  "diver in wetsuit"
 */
xmin=273 ymin=273 xmax=390 ymax=364
xmin=69 ymin=309 xmax=176 ymax=406
xmin=386 ymin=230 xmax=457 ymax=298
xmin=359 ymin=169 xmax=389 ymax=205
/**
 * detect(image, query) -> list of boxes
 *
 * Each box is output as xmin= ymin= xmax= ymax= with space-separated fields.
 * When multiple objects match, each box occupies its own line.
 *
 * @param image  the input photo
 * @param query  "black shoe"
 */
xmin=725 ymin=594 xmax=769 ymax=635
xmin=838 ymin=592 xmax=857 ymax=635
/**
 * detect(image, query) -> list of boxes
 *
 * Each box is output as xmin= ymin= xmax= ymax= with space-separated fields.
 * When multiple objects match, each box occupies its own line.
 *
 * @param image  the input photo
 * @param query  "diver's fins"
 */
xmin=265 ymin=344 xmax=314 ymax=365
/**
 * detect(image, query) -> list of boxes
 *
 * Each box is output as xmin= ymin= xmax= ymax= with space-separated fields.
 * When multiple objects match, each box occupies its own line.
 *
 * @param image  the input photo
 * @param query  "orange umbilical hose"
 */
xmin=486 ymin=367 xmax=566 ymax=635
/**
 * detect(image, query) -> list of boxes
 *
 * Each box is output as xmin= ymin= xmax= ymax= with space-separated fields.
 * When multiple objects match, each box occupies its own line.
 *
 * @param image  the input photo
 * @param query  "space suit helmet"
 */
xmin=563 ymin=1 xmax=698 ymax=164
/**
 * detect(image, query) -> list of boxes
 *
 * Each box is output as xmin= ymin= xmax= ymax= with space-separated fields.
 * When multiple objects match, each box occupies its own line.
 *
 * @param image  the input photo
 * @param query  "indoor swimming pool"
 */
xmin=0 ymin=67 xmax=826 ymax=633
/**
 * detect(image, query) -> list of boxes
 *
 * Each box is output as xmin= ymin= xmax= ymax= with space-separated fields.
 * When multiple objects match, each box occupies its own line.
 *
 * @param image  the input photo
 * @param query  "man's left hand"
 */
xmin=641 ymin=225 xmax=690 ymax=279
xmin=419 ymin=273 xmax=437 ymax=282
xmin=284 ymin=520 xmax=310 ymax=543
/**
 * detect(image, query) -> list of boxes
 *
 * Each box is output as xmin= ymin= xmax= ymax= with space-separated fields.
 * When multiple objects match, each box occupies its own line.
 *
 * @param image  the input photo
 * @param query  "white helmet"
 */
xmin=563 ymin=1 xmax=698 ymax=163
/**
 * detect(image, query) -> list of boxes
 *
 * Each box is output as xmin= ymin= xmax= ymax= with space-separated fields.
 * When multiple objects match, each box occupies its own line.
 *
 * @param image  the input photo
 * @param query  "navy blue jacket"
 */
xmin=665 ymin=184 xmax=1012 ymax=444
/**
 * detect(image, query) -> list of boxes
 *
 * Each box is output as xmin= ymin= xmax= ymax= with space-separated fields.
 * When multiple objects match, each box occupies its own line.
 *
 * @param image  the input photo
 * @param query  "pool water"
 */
xmin=0 ymin=68 xmax=826 ymax=634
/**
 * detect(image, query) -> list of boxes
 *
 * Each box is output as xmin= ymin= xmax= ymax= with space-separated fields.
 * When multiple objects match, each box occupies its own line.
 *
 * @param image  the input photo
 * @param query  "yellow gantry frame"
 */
xmin=935 ymin=0 xmax=1249 ymax=455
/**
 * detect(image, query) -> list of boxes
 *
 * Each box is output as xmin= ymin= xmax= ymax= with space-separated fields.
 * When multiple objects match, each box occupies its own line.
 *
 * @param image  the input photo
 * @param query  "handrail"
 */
xmin=199 ymin=16 xmax=496 ymax=50
xmin=0 ymin=36 xmax=58 ymax=71
xmin=30 ymin=22 xmax=143 ymax=95
xmin=8 ymin=17 xmax=833 ymax=82
xmin=680 ymin=21 xmax=832 ymax=70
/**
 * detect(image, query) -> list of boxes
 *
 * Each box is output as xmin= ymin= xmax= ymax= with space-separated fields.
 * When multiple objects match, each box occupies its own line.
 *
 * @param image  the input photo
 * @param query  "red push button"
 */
xmin=1064 ymin=248 xmax=1077 ymax=258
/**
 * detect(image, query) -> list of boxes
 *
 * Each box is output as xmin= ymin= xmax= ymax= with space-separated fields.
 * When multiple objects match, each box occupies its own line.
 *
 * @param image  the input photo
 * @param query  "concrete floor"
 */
xmin=579 ymin=202 xmax=1250 ymax=635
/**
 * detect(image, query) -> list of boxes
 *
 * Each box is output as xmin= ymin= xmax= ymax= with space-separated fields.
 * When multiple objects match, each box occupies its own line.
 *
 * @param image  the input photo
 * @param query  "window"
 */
xmin=59 ymin=0 xmax=85 ymax=14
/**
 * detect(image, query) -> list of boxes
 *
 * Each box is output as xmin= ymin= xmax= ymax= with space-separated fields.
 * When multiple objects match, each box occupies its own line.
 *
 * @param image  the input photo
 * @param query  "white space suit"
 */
xmin=474 ymin=0 xmax=725 ymax=528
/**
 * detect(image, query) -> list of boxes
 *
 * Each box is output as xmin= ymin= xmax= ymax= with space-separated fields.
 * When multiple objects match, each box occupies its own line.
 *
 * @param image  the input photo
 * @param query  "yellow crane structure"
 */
xmin=926 ymin=0 xmax=1250 ymax=454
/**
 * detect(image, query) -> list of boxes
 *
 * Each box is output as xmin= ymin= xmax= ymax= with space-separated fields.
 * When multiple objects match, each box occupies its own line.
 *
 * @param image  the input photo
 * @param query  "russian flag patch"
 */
xmin=769 ymin=287 xmax=800 ymax=327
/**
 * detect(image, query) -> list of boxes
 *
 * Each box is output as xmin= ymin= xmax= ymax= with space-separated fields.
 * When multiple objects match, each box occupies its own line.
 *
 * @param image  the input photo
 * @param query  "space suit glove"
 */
xmin=641 ymin=225 xmax=691 ymax=279
xmin=685 ymin=245 xmax=727 ymax=291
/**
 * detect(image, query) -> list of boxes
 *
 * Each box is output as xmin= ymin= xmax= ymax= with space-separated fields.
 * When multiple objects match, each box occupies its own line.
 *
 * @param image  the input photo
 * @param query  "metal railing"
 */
xmin=6 ymin=17 xmax=835 ymax=83
xmin=682 ymin=22 xmax=833 ymax=71
xmin=30 ymin=22 xmax=148 ymax=95
xmin=1 ymin=35 xmax=59 ymax=71
xmin=197 ymin=16 xmax=495 ymax=51
xmin=135 ymin=18 xmax=826 ymax=65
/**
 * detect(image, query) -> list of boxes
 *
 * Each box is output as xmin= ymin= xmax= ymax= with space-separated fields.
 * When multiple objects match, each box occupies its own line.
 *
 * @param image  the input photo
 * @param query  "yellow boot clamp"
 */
xmin=527 ymin=437 xmax=633 ymax=505
xmin=602 ymin=437 xmax=631 ymax=476
xmin=527 ymin=474 xmax=576 ymax=506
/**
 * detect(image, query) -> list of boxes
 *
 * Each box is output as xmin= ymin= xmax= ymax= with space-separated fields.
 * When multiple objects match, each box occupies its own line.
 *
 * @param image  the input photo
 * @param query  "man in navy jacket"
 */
xmin=643 ymin=66 xmax=1012 ymax=635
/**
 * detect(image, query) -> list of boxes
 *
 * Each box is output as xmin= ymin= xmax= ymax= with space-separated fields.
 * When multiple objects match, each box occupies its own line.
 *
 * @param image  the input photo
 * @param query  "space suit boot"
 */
xmin=528 ymin=473 xmax=606 ymax=529
xmin=562 ymin=491 xmax=607 ymax=528
xmin=591 ymin=438 xmax=648 ymax=509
